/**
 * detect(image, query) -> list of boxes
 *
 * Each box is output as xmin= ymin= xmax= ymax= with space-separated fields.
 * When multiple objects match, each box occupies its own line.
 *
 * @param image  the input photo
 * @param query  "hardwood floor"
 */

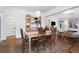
xmin=0 ymin=36 xmax=22 ymax=53
xmin=69 ymin=41 xmax=79 ymax=53
xmin=0 ymin=36 xmax=79 ymax=53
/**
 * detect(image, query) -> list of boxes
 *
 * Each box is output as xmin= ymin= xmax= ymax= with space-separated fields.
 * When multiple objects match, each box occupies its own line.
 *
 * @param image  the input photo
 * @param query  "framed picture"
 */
xmin=69 ymin=17 xmax=78 ymax=29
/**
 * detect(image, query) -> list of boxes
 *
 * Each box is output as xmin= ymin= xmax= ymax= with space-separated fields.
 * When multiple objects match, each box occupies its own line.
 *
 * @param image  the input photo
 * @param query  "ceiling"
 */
xmin=0 ymin=6 xmax=78 ymax=14
xmin=13 ymin=6 xmax=57 ymax=13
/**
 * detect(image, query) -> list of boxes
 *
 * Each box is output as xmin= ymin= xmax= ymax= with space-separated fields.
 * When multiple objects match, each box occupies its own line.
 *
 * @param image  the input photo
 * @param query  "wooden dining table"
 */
xmin=24 ymin=30 xmax=51 ymax=52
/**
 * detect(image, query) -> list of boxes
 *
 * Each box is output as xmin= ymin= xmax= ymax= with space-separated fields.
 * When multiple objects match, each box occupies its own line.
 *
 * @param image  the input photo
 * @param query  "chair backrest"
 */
xmin=20 ymin=28 xmax=29 ymax=40
xmin=38 ymin=28 xmax=46 ymax=36
xmin=20 ymin=28 xmax=24 ymax=39
xmin=51 ymin=27 xmax=57 ymax=32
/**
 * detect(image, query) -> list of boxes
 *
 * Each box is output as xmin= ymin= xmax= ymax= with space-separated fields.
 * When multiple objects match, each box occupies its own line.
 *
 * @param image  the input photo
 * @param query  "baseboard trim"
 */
xmin=0 ymin=40 xmax=5 ymax=44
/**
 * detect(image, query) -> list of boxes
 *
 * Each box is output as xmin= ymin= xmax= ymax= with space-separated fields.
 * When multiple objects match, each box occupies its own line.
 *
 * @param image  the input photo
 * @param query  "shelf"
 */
xmin=25 ymin=15 xmax=41 ymax=31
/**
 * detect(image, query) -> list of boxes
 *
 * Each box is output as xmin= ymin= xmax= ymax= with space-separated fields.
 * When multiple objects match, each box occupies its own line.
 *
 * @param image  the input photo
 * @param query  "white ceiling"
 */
xmin=11 ymin=6 xmax=57 ymax=13
xmin=0 ymin=6 xmax=78 ymax=14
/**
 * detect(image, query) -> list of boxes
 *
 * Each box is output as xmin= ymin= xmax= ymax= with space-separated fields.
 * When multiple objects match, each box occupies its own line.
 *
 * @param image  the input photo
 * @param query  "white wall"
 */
xmin=4 ymin=7 xmax=27 ymax=38
xmin=43 ymin=7 xmax=79 ymax=32
xmin=44 ymin=15 xmax=57 ymax=30
xmin=0 ymin=14 xmax=6 ymax=41
xmin=5 ymin=15 xmax=16 ymax=36
xmin=15 ymin=12 xmax=26 ymax=38
xmin=43 ymin=7 xmax=73 ymax=30
xmin=41 ymin=14 xmax=46 ymax=28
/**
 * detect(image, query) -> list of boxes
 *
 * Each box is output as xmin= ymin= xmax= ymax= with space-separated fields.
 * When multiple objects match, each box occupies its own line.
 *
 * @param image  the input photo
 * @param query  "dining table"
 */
xmin=24 ymin=30 xmax=51 ymax=52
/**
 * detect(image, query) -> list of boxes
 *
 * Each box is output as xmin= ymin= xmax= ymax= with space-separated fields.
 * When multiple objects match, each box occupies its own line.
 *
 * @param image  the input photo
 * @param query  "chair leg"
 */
xmin=22 ymin=45 xmax=25 ymax=53
xmin=32 ymin=46 xmax=34 ymax=51
xmin=38 ymin=43 xmax=40 ymax=52
xmin=43 ymin=41 xmax=46 ymax=50
xmin=53 ymin=40 xmax=55 ymax=47
xmin=31 ymin=41 xmax=34 ymax=51
xmin=22 ymin=42 xmax=25 ymax=53
xmin=49 ymin=40 xmax=52 ymax=49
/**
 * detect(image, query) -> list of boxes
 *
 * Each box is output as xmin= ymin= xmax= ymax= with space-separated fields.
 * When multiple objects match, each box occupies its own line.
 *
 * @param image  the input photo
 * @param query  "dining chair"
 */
xmin=46 ymin=35 xmax=53 ymax=49
xmin=37 ymin=28 xmax=46 ymax=52
xmin=51 ymin=28 xmax=57 ymax=46
xmin=31 ymin=37 xmax=38 ymax=51
xmin=20 ymin=28 xmax=29 ymax=53
xmin=57 ymin=31 xmax=64 ymax=42
xmin=47 ymin=28 xmax=56 ymax=49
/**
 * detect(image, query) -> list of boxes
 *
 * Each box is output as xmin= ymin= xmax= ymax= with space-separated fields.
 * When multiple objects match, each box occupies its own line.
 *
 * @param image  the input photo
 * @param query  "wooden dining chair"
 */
xmin=37 ymin=28 xmax=46 ymax=52
xmin=31 ymin=37 xmax=38 ymax=51
xmin=57 ymin=30 xmax=64 ymax=42
xmin=48 ymin=27 xmax=57 ymax=47
xmin=50 ymin=28 xmax=57 ymax=46
xmin=45 ymin=34 xmax=53 ymax=49
xmin=20 ymin=28 xmax=29 ymax=53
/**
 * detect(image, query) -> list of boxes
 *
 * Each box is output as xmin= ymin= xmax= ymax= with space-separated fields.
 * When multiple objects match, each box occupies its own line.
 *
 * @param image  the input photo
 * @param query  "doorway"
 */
xmin=5 ymin=15 xmax=16 ymax=39
xmin=58 ymin=21 xmax=64 ymax=32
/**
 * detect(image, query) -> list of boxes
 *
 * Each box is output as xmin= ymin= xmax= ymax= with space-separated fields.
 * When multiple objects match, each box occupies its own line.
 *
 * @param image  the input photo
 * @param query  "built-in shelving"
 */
xmin=25 ymin=14 xmax=41 ymax=31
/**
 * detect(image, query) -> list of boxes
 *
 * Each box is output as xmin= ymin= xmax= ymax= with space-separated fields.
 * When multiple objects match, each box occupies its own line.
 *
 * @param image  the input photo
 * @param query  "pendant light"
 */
xmin=35 ymin=10 xmax=41 ymax=17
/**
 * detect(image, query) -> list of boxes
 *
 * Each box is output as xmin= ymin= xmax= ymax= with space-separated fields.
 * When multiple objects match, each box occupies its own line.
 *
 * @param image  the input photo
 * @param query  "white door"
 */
xmin=5 ymin=16 xmax=16 ymax=37
xmin=58 ymin=21 xmax=64 ymax=32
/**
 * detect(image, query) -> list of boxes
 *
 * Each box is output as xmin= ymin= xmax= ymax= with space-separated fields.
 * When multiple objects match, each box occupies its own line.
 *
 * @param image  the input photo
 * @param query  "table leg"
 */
xmin=55 ymin=32 xmax=57 ymax=44
xmin=29 ymin=37 xmax=31 ymax=53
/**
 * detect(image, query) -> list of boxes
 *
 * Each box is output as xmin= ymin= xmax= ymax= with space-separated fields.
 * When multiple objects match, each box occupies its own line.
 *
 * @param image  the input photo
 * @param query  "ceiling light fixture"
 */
xmin=63 ymin=10 xmax=73 ymax=14
xmin=35 ymin=10 xmax=41 ymax=17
